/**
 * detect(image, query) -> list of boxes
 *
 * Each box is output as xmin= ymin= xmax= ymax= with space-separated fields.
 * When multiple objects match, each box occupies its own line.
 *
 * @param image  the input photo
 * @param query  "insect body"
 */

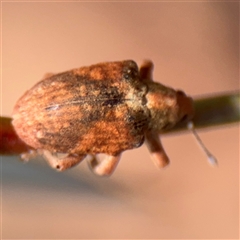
xmin=12 ymin=60 xmax=194 ymax=176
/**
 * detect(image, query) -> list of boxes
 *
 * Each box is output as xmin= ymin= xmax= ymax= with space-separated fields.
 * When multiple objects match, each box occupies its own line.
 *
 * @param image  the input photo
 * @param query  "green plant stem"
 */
xmin=170 ymin=91 xmax=240 ymax=133
xmin=1 ymin=91 xmax=239 ymax=156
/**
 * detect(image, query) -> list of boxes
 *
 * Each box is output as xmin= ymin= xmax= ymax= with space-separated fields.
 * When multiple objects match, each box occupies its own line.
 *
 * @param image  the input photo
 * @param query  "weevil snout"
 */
xmin=145 ymin=81 xmax=194 ymax=132
xmin=175 ymin=90 xmax=194 ymax=123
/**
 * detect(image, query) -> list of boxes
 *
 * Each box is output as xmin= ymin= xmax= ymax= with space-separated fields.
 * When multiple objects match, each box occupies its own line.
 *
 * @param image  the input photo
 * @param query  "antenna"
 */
xmin=187 ymin=121 xmax=218 ymax=166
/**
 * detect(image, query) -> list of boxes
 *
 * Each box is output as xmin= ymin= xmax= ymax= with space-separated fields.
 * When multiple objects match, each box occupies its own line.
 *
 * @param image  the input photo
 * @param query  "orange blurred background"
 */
xmin=2 ymin=2 xmax=239 ymax=239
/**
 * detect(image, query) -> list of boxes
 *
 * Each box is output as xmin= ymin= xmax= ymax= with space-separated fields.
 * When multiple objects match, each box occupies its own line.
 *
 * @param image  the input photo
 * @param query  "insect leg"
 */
xmin=20 ymin=149 xmax=38 ymax=162
xmin=145 ymin=131 xmax=170 ymax=168
xmin=42 ymin=72 xmax=55 ymax=80
xmin=41 ymin=150 xmax=86 ymax=171
xmin=87 ymin=154 xmax=121 ymax=176
xmin=139 ymin=60 xmax=154 ymax=81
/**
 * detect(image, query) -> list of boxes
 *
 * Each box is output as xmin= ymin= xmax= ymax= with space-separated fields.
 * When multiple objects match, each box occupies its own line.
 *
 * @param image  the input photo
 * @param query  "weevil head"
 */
xmin=146 ymin=82 xmax=194 ymax=132
xmin=175 ymin=90 xmax=194 ymax=122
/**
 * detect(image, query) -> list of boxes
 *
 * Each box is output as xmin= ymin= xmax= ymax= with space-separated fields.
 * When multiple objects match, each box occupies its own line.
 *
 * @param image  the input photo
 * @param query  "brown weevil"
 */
xmin=12 ymin=60 xmax=195 ymax=176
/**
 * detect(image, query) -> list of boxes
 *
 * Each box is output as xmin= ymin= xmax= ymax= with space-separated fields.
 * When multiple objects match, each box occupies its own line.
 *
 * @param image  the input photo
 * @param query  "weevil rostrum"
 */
xmin=12 ymin=60 xmax=194 ymax=176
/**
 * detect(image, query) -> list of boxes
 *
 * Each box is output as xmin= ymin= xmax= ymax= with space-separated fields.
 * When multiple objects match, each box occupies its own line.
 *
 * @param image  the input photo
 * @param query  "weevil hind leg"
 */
xmin=139 ymin=60 xmax=154 ymax=81
xmin=145 ymin=131 xmax=170 ymax=168
xmin=42 ymin=73 xmax=55 ymax=80
xmin=41 ymin=150 xmax=86 ymax=171
xmin=87 ymin=154 xmax=121 ymax=176
xmin=20 ymin=149 xmax=38 ymax=162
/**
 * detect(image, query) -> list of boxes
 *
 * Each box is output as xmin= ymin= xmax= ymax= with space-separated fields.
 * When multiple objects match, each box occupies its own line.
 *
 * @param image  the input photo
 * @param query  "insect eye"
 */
xmin=123 ymin=68 xmax=138 ymax=80
xmin=122 ymin=61 xmax=138 ymax=80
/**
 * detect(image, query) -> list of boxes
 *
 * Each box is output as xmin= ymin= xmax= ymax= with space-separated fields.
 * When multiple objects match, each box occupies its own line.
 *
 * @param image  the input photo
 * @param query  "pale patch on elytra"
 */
xmin=36 ymin=130 xmax=44 ymax=139
xmin=90 ymin=67 xmax=104 ymax=80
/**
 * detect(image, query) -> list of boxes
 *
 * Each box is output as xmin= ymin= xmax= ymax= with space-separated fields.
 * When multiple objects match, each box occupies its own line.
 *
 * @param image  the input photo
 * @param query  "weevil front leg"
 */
xmin=145 ymin=131 xmax=170 ymax=168
xmin=87 ymin=154 xmax=121 ymax=176
xmin=139 ymin=60 xmax=154 ymax=81
xmin=41 ymin=150 xmax=86 ymax=171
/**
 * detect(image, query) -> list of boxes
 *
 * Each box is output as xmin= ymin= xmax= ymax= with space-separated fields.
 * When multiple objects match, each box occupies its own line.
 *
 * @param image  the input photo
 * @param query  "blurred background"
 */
xmin=1 ymin=1 xmax=239 ymax=239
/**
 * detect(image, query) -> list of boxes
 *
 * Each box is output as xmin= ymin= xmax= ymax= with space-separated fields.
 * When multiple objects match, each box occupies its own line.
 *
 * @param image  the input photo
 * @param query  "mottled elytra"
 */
xmin=12 ymin=60 xmax=194 ymax=176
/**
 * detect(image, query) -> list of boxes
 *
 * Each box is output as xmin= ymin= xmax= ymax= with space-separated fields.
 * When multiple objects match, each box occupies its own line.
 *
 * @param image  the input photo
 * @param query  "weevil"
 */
xmin=12 ymin=60 xmax=194 ymax=176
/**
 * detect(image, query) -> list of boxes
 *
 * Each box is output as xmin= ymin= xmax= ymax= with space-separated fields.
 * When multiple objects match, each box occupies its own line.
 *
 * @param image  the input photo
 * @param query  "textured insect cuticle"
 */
xmin=12 ymin=60 xmax=194 ymax=176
